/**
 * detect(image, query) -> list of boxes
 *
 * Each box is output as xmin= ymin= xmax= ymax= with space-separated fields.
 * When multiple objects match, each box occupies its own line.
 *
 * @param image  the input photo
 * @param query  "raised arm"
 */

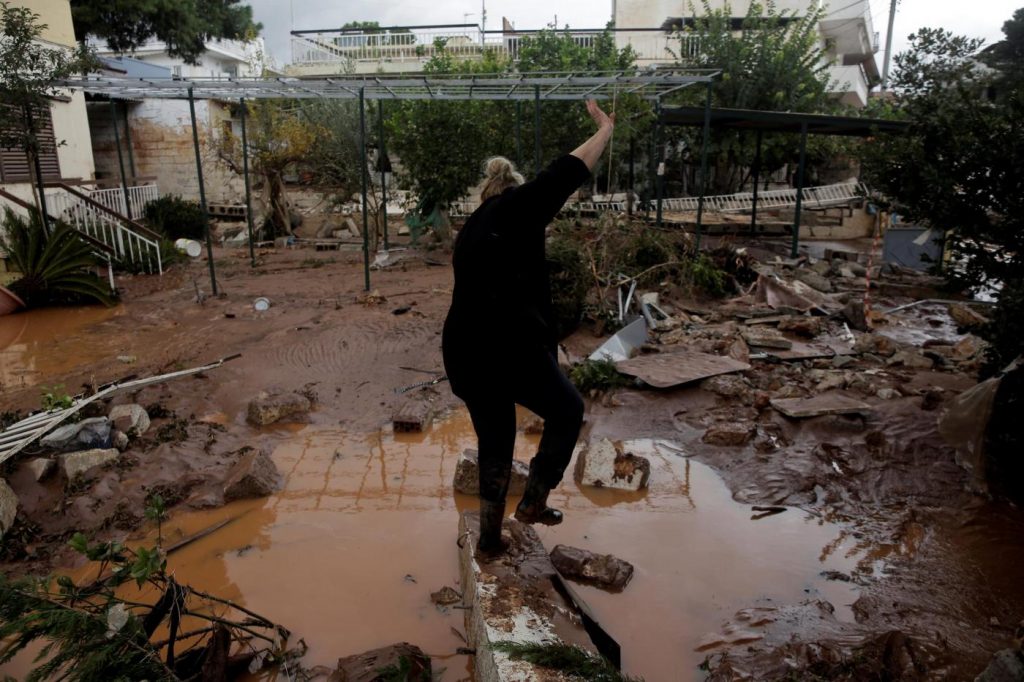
xmin=571 ymin=100 xmax=616 ymax=170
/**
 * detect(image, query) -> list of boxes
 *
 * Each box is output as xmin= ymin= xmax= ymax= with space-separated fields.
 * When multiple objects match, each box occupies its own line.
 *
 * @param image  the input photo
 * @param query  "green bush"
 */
xmin=569 ymin=359 xmax=629 ymax=394
xmin=0 ymin=208 xmax=115 ymax=308
xmin=143 ymin=195 xmax=206 ymax=241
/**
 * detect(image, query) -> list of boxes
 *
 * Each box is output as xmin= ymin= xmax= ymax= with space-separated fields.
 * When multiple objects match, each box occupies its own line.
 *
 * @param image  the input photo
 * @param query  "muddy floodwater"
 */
xmin=13 ymin=411 xmax=873 ymax=681
xmin=0 ymin=306 xmax=122 ymax=392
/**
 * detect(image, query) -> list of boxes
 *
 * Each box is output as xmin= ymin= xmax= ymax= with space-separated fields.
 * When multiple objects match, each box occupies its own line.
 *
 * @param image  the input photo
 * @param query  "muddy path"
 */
xmin=1 ymin=246 xmax=1023 ymax=680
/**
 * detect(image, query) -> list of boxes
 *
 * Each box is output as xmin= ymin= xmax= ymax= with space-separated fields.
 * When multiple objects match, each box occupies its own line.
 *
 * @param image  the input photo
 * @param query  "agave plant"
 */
xmin=0 ymin=208 xmax=115 ymax=307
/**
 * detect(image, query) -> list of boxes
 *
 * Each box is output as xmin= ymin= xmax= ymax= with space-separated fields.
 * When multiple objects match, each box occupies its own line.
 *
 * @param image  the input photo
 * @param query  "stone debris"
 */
xmin=430 ymin=586 xmax=462 ymax=606
xmin=108 ymin=403 xmax=150 ymax=436
xmin=0 ymin=478 xmax=17 ymax=540
xmin=887 ymin=349 xmax=935 ymax=370
xmin=521 ymin=414 xmax=544 ymax=434
xmin=853 ymin=333 xmax=898 ymax=357
xmin=742 ymin=327 xmax=793 ymax=350
xmin=550 ymin=544 xmax=635 ymax=591
xmin=948 ymin=302 xmax=989 ymax=329
xmin=974 ymin=649 xmax=1024 ymax=682
xmin=777 ymin=315 xmax=825 ymax=338
xmin=702 ymin=422 xmax=756 ymax=446
xmin=223 ymin=447 xmax=281 ymax=501
xmin=453 ymin=449 xmax=529 ymax=496
xmin=60 ymin=448 xmax=120 ymax=481
xmin=246 ymin=388 xmax=313 ymax=426
xmin=332 ymin=642 xmax=431 ymax=682
xmin=701 ymin=374 xmax=753 ymax=402
xmin=793 ymin=269 xmax=834 ymax=293
xmin=27 ymin=457 xmax=55 ymax=482
xmin=40 ymin=417 xmax=112 ymax=452
xmin=112 ymin=430 xmax=130 ymax=451
xmin=392 ymin=398 xmax=435 ymax=433
xmin=574 ymin=438 xmax=651 ymax=491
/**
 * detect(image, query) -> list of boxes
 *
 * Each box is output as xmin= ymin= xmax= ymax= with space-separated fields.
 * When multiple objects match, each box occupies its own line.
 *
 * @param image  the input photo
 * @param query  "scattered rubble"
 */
xmin=550 ymin=544 xmax=634 ymax=591
xmin=573 ymin=438 xmax=651 ymax=490
xmin=702 ymin=422 xmax=757 ymax=446
xmin=108 ymin=403 xmax=150 ymax=435
xmin=60 ymin=448 xmax=119 ymax=481
xmin=246 ymin=388 xmax=314 ymax=426
xmin=333 ymin=642 xmax=432 ymax=682
xmin=223 ymin=447 xmax=281 ymax=501
xmin=453 ymin=449 xmax=529 ymax=496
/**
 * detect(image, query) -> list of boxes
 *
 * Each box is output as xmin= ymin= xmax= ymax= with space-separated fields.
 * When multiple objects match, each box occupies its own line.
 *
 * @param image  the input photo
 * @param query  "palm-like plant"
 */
xmin=0 ymin=208 xmax=115 ymax=307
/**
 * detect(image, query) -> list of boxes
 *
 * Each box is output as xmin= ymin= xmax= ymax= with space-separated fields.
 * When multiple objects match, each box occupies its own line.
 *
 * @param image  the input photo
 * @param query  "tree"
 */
xmin=859 ymin=24 xmax=1023 ymax=374
xmin=70 ymin=0 xmax=260 ymax=65
xmin=0 ymin=2 xmax=98 ymax=225
xmin=669 ymin=1 xmax=839 ymax=193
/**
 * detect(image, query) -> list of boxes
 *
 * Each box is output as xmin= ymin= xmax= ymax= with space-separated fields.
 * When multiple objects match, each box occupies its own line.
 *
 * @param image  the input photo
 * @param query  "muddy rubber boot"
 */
xmin=476 ymin=499 xmax=509 ymax=557
xmin=514 ymin=462 xmax=563 ymax=526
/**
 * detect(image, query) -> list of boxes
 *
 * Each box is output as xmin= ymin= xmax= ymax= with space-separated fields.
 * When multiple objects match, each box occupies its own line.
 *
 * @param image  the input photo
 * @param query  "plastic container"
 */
xmin=253 ymin=297 xmax=271 ymax=312
xmin=174 ymin=238 xmax=202 ymax=258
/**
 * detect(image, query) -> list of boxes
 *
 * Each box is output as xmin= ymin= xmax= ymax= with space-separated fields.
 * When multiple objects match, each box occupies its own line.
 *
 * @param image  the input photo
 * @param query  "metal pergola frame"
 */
xmin=62 ymin=70 xmax=718 ymax=292
xmin=659 ymin=105 xmax=910 ymax=256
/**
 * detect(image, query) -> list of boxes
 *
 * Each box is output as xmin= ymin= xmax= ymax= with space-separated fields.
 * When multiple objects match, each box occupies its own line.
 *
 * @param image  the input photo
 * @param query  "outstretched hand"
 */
xmin=586 ymin=99 xmax=615 ymax=130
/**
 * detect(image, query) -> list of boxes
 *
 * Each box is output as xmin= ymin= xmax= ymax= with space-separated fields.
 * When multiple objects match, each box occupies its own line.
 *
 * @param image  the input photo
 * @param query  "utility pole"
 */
xmin=881 ymin=0 xmax=898 ymax=90
xmin=481 ymin=0 xmax=486 ymax=46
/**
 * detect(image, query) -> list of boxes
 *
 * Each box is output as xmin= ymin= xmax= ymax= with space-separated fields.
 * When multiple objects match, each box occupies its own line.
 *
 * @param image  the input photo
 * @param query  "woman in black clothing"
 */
xmin=443 ymin=100 xmax=616 ymax=555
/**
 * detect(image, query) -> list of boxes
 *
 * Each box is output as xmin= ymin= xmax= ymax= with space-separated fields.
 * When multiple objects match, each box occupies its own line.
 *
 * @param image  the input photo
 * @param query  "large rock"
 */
xmin=223 ymin=447 xmax=281 ymax=501
xmin=550 ymin=544 xmax=634 ymax=591
xmin=60 ymin=448 xmax=119 ymax=481
xmin=246 ymin=388 xmax=312 ymax=426
xmin=742 ymin=327 xmax=793 ymax=350
xmin=0 ymin=478 xmax=18 ymax=540
xmin=853 ymin=333 xmax=898 ymax=357
xmin=108 ymin=404 xmax=150 ymax=436
xmin=949 ymin=303 xmax=989 ymax=329
xmin=28 ymin=457 xmax=55 ymax=482
xmin=702 ymin=422 xmax=756 ymax=446
xmin=975 ymin=649 xmax=1024 ymax=682
xmin=573 ymin=438 xmax=650 ymax=491
xmin=332 ymin=642 xmax=430 ymax=682
xmin=40 ymin=417 xmax=112 ymax=452
xmin=793 ymin=269 xmax=834 ymax=293
xmin=452 ymin=449 xmax=528 ymax=496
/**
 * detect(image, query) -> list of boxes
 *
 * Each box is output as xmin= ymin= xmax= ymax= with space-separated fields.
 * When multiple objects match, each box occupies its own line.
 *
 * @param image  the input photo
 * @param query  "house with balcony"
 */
xmin=287 ymin=0 xmax=879 ymax=107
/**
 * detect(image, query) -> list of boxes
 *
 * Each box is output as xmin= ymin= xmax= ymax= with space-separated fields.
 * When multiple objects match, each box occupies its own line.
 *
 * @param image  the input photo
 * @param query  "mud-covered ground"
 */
xmin=1 ymin=241 xmax=1022 ymax=680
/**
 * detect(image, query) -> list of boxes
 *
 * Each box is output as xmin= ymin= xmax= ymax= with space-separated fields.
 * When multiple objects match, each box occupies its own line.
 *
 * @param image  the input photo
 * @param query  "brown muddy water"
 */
xmin=1 ymin=410 xmax=877 ymax=681
xmin=0 ymin=306 xmax=122 ymax=392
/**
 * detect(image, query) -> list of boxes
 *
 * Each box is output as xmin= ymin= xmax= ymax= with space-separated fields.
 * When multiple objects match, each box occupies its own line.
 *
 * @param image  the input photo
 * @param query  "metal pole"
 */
xmin=515 ymin=100 xmax=523 ymax=168
xmin=24 ymin=105 xmax=50 ymax=236
xmin=378 ymin=99 xmax=388 ymax=250
xmin=881 ymin=0 xmax=898 ymax=90
xmin=239 ymin=98 xmax=256 ymax=268
xmin=188 ymin=87 xmax=218 ymax=296
xmin=533 ymin=85 xmax=541 ymax=177
xmin=122 ymin=103 xmax=137 ymax=179
xmin=628 ymin=137 xmax=635 ymax=216
xmin=359 ymin=87 xmax=370 ymax=292
xmin=655 ymin=98 xmax=663 ymax=227
xmin=694 ymin=82 xmax=713 ymax=251
xmin=750 ymin=129 xmax=763 ymax=233
xmin=109 ymin=99 xmax=132 ymax=219
xmin=791 ymin=121 xmax=809 ymax=258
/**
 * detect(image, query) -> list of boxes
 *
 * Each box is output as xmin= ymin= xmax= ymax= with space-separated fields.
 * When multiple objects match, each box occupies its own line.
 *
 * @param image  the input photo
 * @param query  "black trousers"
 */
xmin=452 ymin=347 xmax=584 ymax=504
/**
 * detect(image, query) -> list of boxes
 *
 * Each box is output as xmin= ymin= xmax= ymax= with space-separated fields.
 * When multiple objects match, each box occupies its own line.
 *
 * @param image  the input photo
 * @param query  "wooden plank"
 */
xmin=392 ymin=398 xmax=434 ymax=432
xmin=615 ymin=350 xmax=750 ymax=389
xmin=770 ymin=394 xmax=872 ymax=418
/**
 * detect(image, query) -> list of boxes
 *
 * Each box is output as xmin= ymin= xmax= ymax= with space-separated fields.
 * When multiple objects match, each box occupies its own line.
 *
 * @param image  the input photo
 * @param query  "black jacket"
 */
xmin=442 ymin=155 xmax=590 ymax=385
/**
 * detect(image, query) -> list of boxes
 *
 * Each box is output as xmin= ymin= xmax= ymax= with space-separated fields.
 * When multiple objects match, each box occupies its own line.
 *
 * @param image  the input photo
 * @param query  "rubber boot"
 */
xmin=514 ymin=460 xmax=563 ymax=526
xmin=476 ymin=499 xmax=509 ymax=557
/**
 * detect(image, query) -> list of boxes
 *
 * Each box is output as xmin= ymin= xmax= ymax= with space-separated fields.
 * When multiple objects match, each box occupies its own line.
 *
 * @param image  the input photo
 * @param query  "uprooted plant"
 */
xmin=0 ymin=514 xmax=296 ymax=680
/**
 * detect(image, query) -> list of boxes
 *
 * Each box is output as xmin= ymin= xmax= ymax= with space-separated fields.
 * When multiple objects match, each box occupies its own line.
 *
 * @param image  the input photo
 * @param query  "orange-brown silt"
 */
xmin=4 ymin=410 xmax=869 ymax=681
xmin=0 ymin=305 xmax=122 ymax=390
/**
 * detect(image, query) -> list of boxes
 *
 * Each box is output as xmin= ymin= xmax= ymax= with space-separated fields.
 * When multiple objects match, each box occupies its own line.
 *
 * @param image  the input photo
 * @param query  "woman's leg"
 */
xmin=463 ymin=393 xmax=517 ymax=552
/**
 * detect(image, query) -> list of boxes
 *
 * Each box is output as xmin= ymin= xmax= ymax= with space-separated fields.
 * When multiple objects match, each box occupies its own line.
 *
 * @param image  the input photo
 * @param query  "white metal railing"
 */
xmin=46 ymin=189 xmax=163 ymax=274
xmin=660 ymin=181 xmax=865 ymax=214
xmin=87 ymin=183 xmax=160 ymax=221
xmin=291 ymin=29 xmax=700 ymax=69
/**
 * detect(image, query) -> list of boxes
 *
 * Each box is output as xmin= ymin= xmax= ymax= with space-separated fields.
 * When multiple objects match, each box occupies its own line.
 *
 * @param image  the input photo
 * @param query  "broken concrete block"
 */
xmin=948 ymin=303 xmax=988 ymax=329
xmin=392 ymin=398 xmax=434 ymax=433
xmin=0 ymin=478 xmax=18 ymax=539
xmin=841 ymin=299 xmax=869 ymax=332
xmin=853 ymin=333 xmax=898 ymax=357
xmin=742 ymin=327 xmax=793 ymax=350
xmin=702 ymin=422 xmax=756 ymax=446
xmin=701 ymin=374 xmax=752 ymax=401
xmin=550 ymin=544 xmax=634 ymax=591
xmin=27 ymin=457 xmax=55 ymax=482
xmin=108 ymin=404 xmax=150 ymax=435
xmin=452 ymin=449 xmax=528 ymax=496
xmin=778 ymin=315 xmax=825 ymax=338
xmin=60 ymin=448 xmax=119 ymax=481
xmin=246 ymin=388 xmax=312 ymax=426
xmin=793 ymin=269 xmax=833 ymax=293
xmin=223 ymin=447 xmax=281 ymax=501
xmin=333 ymin=642 xmax=431 ymax=682
xmin=573 ymin=438 xmax=650 ymax=491
xmin=41 ymin=417 xmax=112 ymax=452
xmin=887 ymin=349 xmax=934 ymax=370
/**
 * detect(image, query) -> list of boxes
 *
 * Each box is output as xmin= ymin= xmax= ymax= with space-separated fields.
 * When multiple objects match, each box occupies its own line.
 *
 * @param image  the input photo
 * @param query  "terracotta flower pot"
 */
xmin=0 ymin=285 xmax=26 ymax=316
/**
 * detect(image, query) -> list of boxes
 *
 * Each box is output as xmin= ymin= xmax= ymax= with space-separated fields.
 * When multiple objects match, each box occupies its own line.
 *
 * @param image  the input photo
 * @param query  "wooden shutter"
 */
xmin=0 ymin=104 xmax=62 ymax=183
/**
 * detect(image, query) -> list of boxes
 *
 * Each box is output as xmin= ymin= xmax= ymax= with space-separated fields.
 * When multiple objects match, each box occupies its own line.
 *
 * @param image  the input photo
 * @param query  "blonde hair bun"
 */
xmin=480 ymin=156 xmax=524 ymax=200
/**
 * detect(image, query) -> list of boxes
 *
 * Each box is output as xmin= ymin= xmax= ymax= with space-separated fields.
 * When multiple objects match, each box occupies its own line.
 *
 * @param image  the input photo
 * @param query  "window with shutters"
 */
xmin=0 ymin=105 xmax=62 ymax=184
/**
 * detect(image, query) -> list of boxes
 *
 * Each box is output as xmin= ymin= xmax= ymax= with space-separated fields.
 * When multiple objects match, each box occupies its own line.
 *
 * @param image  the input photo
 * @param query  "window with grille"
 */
xmin=0 ymin=105 xmax=62 ymax=184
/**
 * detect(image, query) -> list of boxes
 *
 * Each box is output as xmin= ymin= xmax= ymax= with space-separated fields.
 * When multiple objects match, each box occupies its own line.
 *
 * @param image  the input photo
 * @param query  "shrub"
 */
xmin=569 ymin=359 xmax=629 ymax=394
xmin=0 ymin=208 xmax=115 ymax=308
xmin=143 ymin=195 xmax=206 ymax=241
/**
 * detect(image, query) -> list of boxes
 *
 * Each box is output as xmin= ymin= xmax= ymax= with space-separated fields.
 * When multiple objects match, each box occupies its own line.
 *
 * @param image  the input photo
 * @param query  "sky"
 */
xmin=248 ymin=0 xmax=1020 ymax=69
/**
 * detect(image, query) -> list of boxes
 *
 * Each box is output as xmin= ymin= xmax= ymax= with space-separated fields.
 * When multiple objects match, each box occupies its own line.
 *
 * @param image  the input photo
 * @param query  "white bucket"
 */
xmin=174 ymin=238 xmax=202 ymax=258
